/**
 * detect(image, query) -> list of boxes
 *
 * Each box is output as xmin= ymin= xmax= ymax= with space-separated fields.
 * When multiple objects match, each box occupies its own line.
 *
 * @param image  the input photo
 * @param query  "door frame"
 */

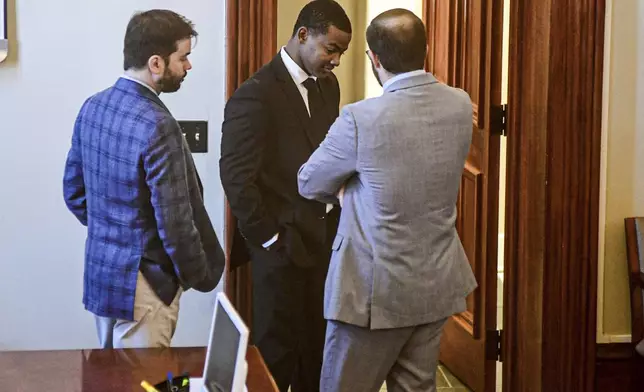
xmin=502 ymin=0 xmax=605 ymax=390
xmin=223 ymin=0 xmax=607 ymax=390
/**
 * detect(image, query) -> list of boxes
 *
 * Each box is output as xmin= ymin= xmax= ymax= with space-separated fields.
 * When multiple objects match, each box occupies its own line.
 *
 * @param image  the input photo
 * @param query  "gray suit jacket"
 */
xmin=298 ymin=72 xmax=478 ymax=329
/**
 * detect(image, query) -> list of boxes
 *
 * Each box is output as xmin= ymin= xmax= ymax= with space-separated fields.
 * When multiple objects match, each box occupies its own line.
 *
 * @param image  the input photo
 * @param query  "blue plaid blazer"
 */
xmin=63 ymin=78 xmax=224 ymax=321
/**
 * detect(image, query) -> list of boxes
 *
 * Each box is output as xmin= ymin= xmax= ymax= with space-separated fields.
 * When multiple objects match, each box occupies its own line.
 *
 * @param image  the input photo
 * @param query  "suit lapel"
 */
xmin=271 ymin=55 xmax=320 ymax=150
xmin=317 ymin=79 xmax=338 ymax=128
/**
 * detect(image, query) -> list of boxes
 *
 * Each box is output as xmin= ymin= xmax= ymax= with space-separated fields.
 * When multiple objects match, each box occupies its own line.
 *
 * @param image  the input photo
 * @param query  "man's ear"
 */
xmin=147 ymin=55 xmax=165 ymax=76
xmin=368 ymin=50 xmax=381 ymax=68
xmin=297 ymin=27 xmax=309 ymax=43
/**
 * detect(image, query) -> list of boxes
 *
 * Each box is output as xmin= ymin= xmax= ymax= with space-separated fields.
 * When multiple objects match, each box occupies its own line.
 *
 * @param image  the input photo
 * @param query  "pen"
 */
xmin=167 ymin=371 xmax=174 ymax=392
xmin=140 ymin=380 xmax=161 ymax=392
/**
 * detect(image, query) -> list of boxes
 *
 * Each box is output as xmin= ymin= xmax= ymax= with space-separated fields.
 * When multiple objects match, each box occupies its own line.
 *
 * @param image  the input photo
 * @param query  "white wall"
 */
xmin=0 ymin=0 xmax=226 ymax=350
xmin=597 ymin=0 xmax=644 ymax=342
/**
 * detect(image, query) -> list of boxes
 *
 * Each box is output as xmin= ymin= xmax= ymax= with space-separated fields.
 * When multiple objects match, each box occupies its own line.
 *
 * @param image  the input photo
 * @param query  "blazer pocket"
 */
xmin=332 ymin=234 xmax=344 ymax=251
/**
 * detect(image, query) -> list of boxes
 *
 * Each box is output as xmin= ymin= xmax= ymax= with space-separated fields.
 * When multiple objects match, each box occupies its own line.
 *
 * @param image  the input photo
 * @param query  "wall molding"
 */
xmin=598 ymin=334 xmax=632 ymax=344
xmin=596 ymin=0 xmax=612 ymax=345
xmin=596 ymin=342 xmax=634 ymax=360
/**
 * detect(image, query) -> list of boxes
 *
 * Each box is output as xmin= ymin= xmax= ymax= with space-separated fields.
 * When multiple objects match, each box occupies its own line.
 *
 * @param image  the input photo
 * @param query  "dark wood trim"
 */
xmin=224 ymin=0 xmax=278 ymax=326
xmin=597 ymin=343 xmax=635 ymax=360
xmin=503 ymin=0 xmax=605 ymax=390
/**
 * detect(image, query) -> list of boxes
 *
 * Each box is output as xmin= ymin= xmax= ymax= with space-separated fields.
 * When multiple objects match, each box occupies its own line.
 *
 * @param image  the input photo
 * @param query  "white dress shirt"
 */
xmin=263 ymin=48 xmax=333 ymax=248
xmin=280 ymin=47 xmax=316 ymax=115
xmin=120 ymin=74 xmax=158 ymax=95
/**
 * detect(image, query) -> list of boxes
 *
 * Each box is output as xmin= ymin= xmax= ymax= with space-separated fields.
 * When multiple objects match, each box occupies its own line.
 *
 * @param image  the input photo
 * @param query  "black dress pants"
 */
xmin=250 ymin=241 xmax=331 ymax=392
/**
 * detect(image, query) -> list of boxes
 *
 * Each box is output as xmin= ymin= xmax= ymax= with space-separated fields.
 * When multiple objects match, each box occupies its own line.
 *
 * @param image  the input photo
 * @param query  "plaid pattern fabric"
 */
xmin=63 ymin=78 xmax=215 ymax=321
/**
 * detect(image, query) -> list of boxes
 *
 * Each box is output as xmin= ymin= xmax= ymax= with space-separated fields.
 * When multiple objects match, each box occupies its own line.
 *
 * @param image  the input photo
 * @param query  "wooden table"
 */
xmin=0 ymin=346 xmax=278 ymax=392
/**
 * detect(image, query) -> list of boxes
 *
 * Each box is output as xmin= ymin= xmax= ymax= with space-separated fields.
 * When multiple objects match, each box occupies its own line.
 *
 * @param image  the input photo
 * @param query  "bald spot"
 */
xmin=369 ymin=8 xmax=424 ymax=41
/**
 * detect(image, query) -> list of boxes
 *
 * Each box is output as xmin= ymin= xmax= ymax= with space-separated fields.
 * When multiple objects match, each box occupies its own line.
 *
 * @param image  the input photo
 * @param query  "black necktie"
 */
xmin=302 ymin=77 xmax=324 ymax=121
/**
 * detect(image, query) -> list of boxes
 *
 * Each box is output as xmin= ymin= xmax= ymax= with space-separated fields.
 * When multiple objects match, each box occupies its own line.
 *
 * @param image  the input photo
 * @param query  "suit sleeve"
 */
xmin=63 ymin=103 xmax=88 ymax=226
xmin=220 ymin=82 xmax=279 ymax=247
xmin=298 ymin=106 xmax=358 ymax=201
xmin=143 ymin=117 xmax=212 ymax=290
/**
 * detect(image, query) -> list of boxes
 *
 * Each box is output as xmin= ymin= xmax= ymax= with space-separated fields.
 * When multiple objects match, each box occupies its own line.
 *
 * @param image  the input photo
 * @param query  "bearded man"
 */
xmin=63 ymin=9 xmax=225 ymax=349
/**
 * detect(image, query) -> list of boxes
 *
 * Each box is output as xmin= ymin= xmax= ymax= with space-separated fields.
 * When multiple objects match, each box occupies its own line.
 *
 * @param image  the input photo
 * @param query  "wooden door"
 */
xmin=423 ymin=0 xmax=504 ymax=391
xmin=502 ymin=0 xmax=605 ymax=390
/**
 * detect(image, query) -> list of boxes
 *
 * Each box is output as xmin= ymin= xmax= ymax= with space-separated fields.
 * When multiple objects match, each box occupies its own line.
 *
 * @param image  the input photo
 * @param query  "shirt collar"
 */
xmin=382 ymin=69 xmax=427 ymax=92
xmin=280 ymin=46 xmax=315 ymax=86
xmin=120 ymin=74 xmax=159 ymax=95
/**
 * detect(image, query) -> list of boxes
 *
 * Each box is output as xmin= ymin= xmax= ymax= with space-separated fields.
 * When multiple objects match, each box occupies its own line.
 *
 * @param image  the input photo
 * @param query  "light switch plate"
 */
xmin=179 ymin=121 xmax=208 ymax=153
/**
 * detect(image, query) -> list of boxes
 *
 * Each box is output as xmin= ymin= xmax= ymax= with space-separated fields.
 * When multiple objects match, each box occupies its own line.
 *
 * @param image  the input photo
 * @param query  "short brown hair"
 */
xmin=123 ymin=9 xmax=197 ymax=71
xmin=366 ymin=9 xmax=427 ymax=74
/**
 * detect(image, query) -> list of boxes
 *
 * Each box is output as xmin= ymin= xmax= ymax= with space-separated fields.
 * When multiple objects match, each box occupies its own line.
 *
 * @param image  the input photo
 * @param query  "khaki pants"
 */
xmin=94 ymin=271 xmax=182 ymax=348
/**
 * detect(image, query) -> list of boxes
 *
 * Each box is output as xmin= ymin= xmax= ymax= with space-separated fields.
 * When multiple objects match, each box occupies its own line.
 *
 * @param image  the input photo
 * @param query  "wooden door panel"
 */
xmin=425 ymin=0 xmax=504 ymax=390
xmin=440 ymin=317 xmax=486 ymax=390
xmin=426 ymin=0 xmax=458 ymax=85
xmin=457 ymin=162 xmax=483 ymax=339
xmin=460 ymin=0 xmax=484 ymax=128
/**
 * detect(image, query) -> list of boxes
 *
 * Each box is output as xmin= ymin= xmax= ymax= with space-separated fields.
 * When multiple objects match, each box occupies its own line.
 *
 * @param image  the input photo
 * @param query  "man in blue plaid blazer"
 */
xmin=63 ymin=10 xmax=224 ymax=348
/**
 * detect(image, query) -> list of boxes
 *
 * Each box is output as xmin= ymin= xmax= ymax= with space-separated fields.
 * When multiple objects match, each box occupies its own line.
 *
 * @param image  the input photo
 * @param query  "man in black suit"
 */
xmin=220 ymin=1 xmax=352 ymax=391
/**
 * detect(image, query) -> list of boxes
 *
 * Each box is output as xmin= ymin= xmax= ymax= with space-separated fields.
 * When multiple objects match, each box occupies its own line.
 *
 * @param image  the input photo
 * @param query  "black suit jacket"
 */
xmin=220 ymin=53 xmax=341 ymax=269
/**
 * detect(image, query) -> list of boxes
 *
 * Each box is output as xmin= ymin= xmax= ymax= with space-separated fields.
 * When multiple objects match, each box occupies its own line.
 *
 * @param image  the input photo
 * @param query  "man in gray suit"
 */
xmin=297 ymin=8 xmax=478 ymax=392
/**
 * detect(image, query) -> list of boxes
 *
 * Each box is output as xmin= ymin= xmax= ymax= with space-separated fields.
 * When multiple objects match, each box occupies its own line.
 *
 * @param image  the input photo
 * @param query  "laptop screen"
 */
xmin=203 ymin=301 xmax=241 ymax=392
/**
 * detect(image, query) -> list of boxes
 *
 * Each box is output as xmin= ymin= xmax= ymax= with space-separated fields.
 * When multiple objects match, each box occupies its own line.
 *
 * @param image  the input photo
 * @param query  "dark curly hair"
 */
xmin=291 ymin=0 xmax=352 ymax=37
xmin=123 ymin=9 xmax=198 ymax=70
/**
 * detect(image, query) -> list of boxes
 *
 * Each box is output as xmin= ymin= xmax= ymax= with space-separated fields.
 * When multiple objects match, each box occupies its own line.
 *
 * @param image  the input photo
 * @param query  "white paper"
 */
xmin=189 ymin=377 xmax=204 ymax=392
xmin=188 ymin=378 xmax=248 ymax=392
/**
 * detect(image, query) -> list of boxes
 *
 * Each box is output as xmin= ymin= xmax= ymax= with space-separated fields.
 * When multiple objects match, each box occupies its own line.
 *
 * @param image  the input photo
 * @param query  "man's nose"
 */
xmin=330 ymin=53 xmax=341 ymax=66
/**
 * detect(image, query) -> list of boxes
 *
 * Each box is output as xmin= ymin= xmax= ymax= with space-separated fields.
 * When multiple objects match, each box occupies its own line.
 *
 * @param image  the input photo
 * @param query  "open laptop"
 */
xmin=190 ymin=292 xmax=249 ymax=392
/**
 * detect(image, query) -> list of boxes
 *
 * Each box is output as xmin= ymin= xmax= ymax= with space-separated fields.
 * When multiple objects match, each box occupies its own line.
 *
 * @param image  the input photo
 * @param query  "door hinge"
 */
xmin=486 ymin=329 xmax=504 ymax=362
xmin=491 ymin=104 xmax=507 ymax=136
